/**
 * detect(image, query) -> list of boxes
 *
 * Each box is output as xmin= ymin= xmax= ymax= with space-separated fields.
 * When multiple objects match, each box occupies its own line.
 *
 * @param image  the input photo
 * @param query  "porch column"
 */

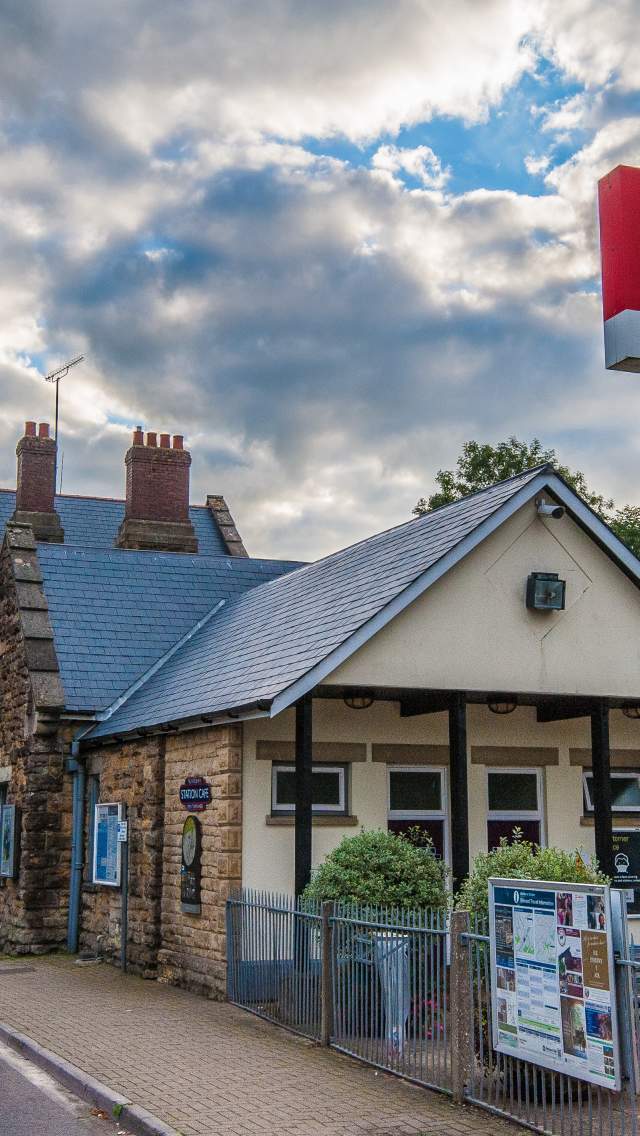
xmin=449 ymin=692 xmax=469 ymax=893
xmin=295 ymin=693 xmax=313 ymax=895
xmin=591 ymin=699 xmax=614 ymax=878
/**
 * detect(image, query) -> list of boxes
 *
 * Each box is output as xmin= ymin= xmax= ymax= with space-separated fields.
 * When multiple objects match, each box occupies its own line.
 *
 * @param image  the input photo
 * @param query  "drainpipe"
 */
xmin=66 ymin=740 xmax=86 ymax=953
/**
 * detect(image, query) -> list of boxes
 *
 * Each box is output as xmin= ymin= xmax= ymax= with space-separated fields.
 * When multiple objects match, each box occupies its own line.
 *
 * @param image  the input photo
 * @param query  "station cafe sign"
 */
xmin=179 ymin=776 xmax=212 ymax=812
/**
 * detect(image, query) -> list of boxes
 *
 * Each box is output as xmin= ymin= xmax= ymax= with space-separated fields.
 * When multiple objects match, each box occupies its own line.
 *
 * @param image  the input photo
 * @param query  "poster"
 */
xmin=612 ymin=830 xmax=640 ymax=914
xmin=92 ymin=803 xmax=122 ymax=886
xmin=489 ymin=879 xmax=620 ymax=1090
xmin=0 ymin=805 xmax=18 ymax=879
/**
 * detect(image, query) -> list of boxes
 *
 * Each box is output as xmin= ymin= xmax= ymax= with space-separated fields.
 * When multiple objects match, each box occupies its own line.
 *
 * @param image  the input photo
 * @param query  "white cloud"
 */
xmin=524 ymin=154 xmax=550 ymax=175
xmin=372 ymin=145 xmax=450 ymax=189
xmin=1 ymin=1 xmax=640 ymax=559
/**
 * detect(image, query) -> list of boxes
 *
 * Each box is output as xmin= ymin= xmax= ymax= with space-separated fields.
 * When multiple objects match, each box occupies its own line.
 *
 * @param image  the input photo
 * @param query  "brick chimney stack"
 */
xmin=12 ymin=422 xmax=64 ymax=542
xmin=116 ymin=428 xmax=198 ymax=553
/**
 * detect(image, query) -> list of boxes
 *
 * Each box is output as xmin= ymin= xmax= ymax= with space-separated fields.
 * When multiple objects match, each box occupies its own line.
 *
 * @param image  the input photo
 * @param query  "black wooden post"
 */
xmin=449 ymin=692 xmax=470 ymax=894
xmin=295 ymin=693 xmax=313 ymax=896
xmin=591 ymin=700 xmax=614 ymax=878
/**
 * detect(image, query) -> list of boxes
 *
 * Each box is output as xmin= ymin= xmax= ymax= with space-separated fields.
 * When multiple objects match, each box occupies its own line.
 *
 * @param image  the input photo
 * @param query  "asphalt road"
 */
xmin=0 ymin=1040 xmax=130 ymax=1135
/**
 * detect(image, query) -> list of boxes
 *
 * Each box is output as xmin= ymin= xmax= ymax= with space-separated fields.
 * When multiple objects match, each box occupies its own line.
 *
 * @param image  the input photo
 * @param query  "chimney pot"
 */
xmin=12 ymin=424 xmax=64 ymax=540
xmin=133 ymin=426 xmax=144 ymax=446
xmin=172 ymin=435 xmax=184 ymax=450
xmin=116 ymin=427 xmax=197 ymax=551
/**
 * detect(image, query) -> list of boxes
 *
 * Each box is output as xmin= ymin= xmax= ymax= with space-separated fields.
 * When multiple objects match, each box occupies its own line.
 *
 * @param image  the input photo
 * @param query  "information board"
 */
xmin=613 ymin=830 xmax=640 ymax=914
xmin=93 ymin=803 xmax=122 ymax=887
xmin=489 ymin=879 xmax=620 ymax=1090
xmin=0 ymin=805 xmax=19 ymax=879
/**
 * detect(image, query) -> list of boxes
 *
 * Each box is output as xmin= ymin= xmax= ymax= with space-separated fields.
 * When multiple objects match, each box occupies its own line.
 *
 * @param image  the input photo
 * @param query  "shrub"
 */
xmin=303 ymin=828 xmax=449 ymax=910
xmin=456 ymin=831 xmax=609 ymax=919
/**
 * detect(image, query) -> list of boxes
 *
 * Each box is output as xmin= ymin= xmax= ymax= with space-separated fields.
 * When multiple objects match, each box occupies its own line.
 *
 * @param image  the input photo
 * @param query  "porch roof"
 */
xmin=85 ymin=462 xmax=632 ymax=742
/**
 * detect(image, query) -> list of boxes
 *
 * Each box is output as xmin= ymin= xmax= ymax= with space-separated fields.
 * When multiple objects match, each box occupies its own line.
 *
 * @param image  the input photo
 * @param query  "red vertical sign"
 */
xmin=598 ymin=165 xmax=640 ymax=371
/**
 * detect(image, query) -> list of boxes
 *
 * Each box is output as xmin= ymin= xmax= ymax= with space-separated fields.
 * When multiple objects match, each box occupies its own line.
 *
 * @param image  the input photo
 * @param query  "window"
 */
xmin=583 ymin=771 xmax=640 ymax=813
xmin=487 ymin=768 xmax=544 ymax=851
xmin=387 ymin=767 xmax=448 ymax=860
xmin=271 ymin=764 xmax=347 ymax=814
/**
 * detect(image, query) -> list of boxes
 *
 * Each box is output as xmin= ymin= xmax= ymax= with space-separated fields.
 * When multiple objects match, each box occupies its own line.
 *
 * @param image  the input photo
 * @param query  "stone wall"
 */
xmin=158 ymin=724 xmax=242 ymax=999
xmin=79 ymin=736 xmax=166 ymax=977
xmin=0 ymin=523 xmax=70 ymax=954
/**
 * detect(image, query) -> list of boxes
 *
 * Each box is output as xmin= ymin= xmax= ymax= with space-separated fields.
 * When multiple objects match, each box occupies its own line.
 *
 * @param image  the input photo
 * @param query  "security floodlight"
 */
xmin=536 ymin=498 xmax=565 ymax=520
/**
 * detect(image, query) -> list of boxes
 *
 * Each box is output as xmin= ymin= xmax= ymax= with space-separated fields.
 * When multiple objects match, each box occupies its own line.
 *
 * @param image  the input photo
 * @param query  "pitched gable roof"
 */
xmin=38 ymin=545 xmax=301 ymax=713
xmin=0 ymin=489 xmax=226 ymax=555
xmin=88 ymin=465 xmax=582 ymax=740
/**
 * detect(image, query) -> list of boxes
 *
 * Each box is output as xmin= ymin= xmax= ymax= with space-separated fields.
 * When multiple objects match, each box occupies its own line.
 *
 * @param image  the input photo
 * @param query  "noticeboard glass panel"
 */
xmin=92 ymin=803 xmax=122 ymax=887
xmin=489 ymin=878 xmax=621 ymax=1091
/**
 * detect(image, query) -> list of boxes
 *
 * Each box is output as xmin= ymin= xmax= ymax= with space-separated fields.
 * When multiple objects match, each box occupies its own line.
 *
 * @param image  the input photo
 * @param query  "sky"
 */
xmin=1 ymin=0 xmax=640 ymax=561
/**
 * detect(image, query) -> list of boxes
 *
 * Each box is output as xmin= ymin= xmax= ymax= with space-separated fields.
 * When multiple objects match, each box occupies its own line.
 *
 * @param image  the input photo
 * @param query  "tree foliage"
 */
xmin=303 ymin=828 xmax=449 ymax=910
xmin=413 ymin=437 xmax=640 ymax=557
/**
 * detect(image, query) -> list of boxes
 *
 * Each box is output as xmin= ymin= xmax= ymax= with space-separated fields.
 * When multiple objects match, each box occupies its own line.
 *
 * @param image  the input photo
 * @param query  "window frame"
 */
xmin=583 ymin=770 xmax=640 ymax=813
xmin=271 ymin=763 xmax=348 ymax=815
xmin=386 ymin=765 xmax=450 ymax=865
xmin=387 ymin=765 xmax=448 ymax=820
xmin=486 ymin=766 xmax=546 ymax=845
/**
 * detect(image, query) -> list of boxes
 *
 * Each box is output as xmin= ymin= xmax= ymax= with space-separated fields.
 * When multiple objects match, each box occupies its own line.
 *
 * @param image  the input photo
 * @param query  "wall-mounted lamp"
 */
xmin=622 ymin=705 xmax=640 ymax=720
xmin=487 ymin=694 xmax=518 ymax=715
xmin=526 ymin=572 xmax=566 ymax=611
xmin=343 ymin=690 xmax=374 ymax=710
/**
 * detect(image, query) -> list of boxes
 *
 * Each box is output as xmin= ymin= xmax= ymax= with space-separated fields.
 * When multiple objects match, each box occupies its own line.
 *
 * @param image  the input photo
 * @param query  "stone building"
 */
xmin=2 ymin=421 xmax=640 ymax=998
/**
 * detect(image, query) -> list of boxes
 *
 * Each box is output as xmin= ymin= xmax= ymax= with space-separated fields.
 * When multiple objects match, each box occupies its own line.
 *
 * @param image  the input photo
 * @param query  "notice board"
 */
xmin=92 ymin=802 xmax=122 ymax=887
xmin=489 ymin=879 xmax=620 ymax=1090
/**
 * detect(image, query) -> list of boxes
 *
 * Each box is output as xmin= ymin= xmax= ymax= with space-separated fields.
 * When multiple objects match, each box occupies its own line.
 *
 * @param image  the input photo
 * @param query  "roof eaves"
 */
xmin=269 ymin=469 xmax=554 ymax=716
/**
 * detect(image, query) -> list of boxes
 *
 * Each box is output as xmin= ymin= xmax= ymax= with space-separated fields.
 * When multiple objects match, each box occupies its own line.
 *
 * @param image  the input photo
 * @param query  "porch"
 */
xmin=242 ymin=686 xmax=640 ymax=901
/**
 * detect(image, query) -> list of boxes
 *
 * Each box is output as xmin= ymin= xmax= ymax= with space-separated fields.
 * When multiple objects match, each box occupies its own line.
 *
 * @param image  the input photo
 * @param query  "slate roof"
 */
xmin=88 ymin=465 xmax=555 ymax=738
xmin=38 ymin=546 xmax=301 ymax=712
xmin=0 ymin=489 xmax=226 ymax=555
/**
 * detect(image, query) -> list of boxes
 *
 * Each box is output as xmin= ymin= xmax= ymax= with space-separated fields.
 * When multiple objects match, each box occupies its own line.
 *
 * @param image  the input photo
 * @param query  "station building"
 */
xmin=0 ymin=422 xmax=639 ymax=997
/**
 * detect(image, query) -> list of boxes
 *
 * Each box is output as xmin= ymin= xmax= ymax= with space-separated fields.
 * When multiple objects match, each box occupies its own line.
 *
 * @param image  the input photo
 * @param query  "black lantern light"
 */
xmin=526 ymin=572 xmax=566 ymax=612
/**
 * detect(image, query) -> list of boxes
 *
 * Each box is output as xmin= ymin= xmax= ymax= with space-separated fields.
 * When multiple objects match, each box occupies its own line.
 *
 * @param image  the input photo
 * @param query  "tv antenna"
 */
xmin=44 ymin=354 xmax=84 ymax=491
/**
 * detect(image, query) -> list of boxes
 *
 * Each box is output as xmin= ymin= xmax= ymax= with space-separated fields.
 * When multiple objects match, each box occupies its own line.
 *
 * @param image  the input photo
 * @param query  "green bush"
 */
xmin=303 ymin=828 xmax=449 ymax=910
xmin=456 ymin=832 xmax=609 ymax=918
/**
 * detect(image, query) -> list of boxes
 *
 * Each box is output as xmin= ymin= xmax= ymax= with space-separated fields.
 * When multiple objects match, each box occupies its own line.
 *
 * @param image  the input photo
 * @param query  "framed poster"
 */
xmin=489 ymin=878 xmax=620 ymax=1091
xmin=180 ymin=815 xmax=202 ymax=914
xmin=612 ymin=830 xmax=640 ymax=914
xmin=0 ymin=805 xmax=19 ymax=879
xmin=92 ymin=803 xmax=123 ymax=887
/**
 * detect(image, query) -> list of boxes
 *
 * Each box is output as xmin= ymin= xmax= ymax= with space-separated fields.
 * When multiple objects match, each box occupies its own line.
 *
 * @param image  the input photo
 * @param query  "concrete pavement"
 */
xmin=0 ymin=1039 xmax=129 ymax=1135
xmin=0 ymin=955 xmax=519 ymax=1136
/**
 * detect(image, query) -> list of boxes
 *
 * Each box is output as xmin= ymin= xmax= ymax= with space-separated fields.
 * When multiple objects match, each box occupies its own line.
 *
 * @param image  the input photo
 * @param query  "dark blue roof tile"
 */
xmin=90 ymin=467 xmax=550 ymax=737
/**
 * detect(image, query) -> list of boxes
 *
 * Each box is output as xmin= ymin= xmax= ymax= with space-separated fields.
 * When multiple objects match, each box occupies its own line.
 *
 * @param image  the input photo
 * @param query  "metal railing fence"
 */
xmin=227 ymin=891 xmax=640 ymax=1136
xmin=463 ymin=915 xmax=640 ymax=1136
xmin=331 ymin=902 xmax=451 ymax=1092
xmin=226 ymin=889 xmax=323 ymax=1040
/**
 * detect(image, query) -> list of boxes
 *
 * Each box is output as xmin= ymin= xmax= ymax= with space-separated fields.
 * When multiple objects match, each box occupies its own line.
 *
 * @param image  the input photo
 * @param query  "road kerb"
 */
xmin=0 ymin=1020 xmax=180 ymax=1136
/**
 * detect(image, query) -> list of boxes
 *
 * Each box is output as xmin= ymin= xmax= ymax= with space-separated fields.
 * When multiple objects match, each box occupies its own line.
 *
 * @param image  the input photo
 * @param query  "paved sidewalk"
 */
xmin=0 ymin=956 xmax=517 ymax=1135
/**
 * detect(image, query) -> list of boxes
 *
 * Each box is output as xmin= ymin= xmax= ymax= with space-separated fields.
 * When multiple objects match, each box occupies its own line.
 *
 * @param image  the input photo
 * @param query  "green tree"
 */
xmin=413 ymin=436 xmax=640 ymax=558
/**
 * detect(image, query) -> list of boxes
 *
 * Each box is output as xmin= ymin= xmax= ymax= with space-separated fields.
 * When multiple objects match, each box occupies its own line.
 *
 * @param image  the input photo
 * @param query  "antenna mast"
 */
xmin=43 ymin=354 xmax=84 ymax=492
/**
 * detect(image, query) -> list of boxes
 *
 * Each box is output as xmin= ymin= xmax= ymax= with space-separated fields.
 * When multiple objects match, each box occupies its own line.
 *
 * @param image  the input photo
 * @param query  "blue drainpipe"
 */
xmin=67 ymin=741 xmax=85 ymax=953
